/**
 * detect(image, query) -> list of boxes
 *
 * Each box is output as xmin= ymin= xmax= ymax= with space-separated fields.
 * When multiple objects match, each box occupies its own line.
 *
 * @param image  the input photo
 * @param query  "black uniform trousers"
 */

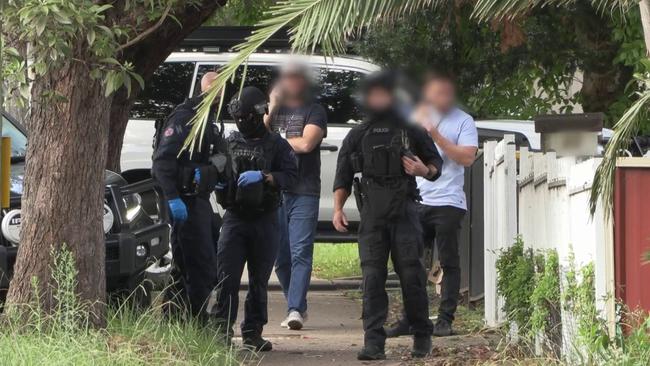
xmin=215 ymin=209 xmax=279 ymax=337
xmin=168 ymin=195 xmax=219 ymax=320
xmin=358 ymin=200 xmax=433 ymax=347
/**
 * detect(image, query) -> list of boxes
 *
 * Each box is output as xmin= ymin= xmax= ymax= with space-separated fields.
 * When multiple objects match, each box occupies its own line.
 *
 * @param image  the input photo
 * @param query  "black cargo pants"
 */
xmin=358 ymin=200 xmax=433 ymax=347
xmin=167 ymin=194 xmax=220 ymax=321
xmin=214 ymin=209 xmax=279 ymax=337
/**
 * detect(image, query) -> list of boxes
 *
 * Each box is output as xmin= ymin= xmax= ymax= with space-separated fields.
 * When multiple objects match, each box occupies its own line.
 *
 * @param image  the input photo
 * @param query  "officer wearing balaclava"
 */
xmin=331 ymin=71 xmax=443 ymax=360
xmin=213 ymin=86 xmax=297 ymax=352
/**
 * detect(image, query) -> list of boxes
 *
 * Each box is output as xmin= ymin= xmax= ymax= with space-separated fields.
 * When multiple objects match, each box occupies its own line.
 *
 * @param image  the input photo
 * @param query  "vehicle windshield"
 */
xmin=2 ymin=114 xmax=28 ymax=159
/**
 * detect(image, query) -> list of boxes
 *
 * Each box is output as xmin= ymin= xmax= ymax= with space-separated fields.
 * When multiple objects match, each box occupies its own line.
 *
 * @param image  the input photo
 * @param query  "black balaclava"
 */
xmin=228 ymin=86 xmax=268 ymax=138
xmin=360 ymin=71 xmax=400 ymax=121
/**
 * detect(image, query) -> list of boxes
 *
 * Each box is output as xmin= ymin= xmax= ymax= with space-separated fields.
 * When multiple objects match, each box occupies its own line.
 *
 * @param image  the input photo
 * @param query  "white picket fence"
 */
xmin=483 ymin=136 xmax=615 ymax=356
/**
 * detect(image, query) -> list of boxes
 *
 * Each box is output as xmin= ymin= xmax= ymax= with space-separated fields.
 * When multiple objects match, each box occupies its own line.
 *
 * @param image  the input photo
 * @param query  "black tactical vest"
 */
xmin=216 ymin=131 xmax=281 ymax=214
xmin=356 ymin=120 xmax=417 ymax=219
xmin=360 ymin=120 xmax=410 ymax=179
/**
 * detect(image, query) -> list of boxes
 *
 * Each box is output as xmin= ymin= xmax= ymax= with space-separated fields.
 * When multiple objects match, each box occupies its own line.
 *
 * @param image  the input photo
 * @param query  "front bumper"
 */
xmin=0 ymin=222 xmax=170 ymax=291
xmin=105 ymin=222 xmax=170 ymax=290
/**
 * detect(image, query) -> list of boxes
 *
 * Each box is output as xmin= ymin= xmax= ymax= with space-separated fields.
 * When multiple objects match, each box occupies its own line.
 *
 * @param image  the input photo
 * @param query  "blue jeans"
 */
xmin=275 ymin=193 xmax=319 ymax=314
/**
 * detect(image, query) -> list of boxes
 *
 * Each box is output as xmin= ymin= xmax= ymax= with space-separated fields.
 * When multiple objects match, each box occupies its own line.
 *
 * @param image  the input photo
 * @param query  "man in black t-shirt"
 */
xmin=265 ymin=64 xmax=327 ymax=330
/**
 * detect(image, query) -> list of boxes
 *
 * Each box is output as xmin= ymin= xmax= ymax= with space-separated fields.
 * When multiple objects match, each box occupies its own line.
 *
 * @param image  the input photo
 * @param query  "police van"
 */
xmin=120 ymin=27 xmax=613 ymax=243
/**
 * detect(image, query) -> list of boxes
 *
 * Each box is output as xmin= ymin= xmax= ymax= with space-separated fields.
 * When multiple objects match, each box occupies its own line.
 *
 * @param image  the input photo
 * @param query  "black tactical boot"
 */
xmin=432 ymin=319 xmax=453 ymax=337
xmin=357 ymin=344 xmax=386 ymax=361
xmin=242 ymin=333 xmax=273 ymax=352
xmin=411 ymin=335 xmax=432 ymax=358
xmin=385 ymin=319 xmax=412 ymax=338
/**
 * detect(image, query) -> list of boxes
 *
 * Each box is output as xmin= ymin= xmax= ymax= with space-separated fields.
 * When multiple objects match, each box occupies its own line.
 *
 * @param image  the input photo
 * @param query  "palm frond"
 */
xmin=589 ymin=76 xmax=650 ymax=217
xmin=472 ymin=0 xmax=634 ymax=21
xmin=183 ymin=0 xmax=438 ymax=154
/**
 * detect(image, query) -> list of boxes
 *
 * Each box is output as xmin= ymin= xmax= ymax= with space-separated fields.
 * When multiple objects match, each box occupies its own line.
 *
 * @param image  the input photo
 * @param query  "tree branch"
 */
xmin=116 ymin=2 xmax=173 ymax=52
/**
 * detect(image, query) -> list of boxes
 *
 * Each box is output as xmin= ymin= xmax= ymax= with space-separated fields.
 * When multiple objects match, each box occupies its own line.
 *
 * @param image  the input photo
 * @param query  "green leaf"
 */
xmin=130 ymin=72 xmax=145 ymax=90
xmin=123 ymin=73 xmax=132 ymax=97
xmin=100 ymin=57 xmax=121 ymax=66
xmin=94 ymin=4 xmax=113 ymax=14
xmin=52 ymin=11 xmax=72 ymax=25
xmin=87 ymin=29 xmax=96 ymax=46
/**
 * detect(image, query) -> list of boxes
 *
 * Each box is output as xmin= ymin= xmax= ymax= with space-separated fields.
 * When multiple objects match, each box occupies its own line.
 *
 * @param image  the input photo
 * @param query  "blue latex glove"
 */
xmin=237 ymin=170 xmax=264 ymax=187
xmin=194 ymin=168 xmax=201 ymax=184
xmin=168 ymin=198 xmax=188 ymax=222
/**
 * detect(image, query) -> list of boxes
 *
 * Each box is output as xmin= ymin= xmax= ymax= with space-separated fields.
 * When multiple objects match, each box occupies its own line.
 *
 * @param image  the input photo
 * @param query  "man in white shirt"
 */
xmin=386 ymin=71 xmax=478 ymax=337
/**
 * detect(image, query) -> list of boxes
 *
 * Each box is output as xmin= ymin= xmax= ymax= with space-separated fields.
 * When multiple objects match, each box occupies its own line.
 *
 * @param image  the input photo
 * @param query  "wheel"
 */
xmin=110 ymin=272 xmax=153 ymax=309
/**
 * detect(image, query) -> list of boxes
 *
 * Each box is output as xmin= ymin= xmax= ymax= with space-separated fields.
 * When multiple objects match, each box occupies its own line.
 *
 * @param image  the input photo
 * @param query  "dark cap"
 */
xmin=228 ymin=86 xmax=268 ymax=119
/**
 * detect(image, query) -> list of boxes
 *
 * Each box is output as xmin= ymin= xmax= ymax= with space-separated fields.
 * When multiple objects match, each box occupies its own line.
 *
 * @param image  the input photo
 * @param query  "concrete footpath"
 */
xmin=236 ymin=290 xmax=408 ymax=365
xmin=234 ymin=291 xmax=494 ymax=365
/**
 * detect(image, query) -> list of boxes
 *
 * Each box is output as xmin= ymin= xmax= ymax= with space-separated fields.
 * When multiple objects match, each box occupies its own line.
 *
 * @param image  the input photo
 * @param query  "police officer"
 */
xmin=214 ymin=86 xmax=298 ymax=352
xmin=152 ymin=72 xmax=224 ymax=321
xmin=332 ymin=72 xmax=443 ymax=360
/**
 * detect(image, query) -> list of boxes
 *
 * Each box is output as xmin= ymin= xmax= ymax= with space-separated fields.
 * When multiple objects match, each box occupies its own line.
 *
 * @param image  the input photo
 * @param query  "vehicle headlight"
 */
xmin=103 ymin=204 xmax=114 ymax=234
xmin=122 ymin=193 xmax=143 ymax=223
xmin=1 ymin=209 xmax=22 ymax=245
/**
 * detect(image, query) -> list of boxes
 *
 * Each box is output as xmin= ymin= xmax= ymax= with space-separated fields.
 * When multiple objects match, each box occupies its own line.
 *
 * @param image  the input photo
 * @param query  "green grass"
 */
xmin=312 ymin=243 xmax=361 ymax=280
xmin=0 ymin=304 xmax=240 ymax=365
xmin=0 ymin=247 xmax=240 ymax=366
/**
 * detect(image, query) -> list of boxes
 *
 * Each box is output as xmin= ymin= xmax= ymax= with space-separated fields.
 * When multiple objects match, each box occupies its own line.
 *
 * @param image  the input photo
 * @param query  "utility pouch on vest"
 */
xmin=353 ymin=177 xmax=364 ymax=211
xmin=178 ymin=166 xmax=197 ymax=195
xmin=235 ymin=181 xmax=264 ymax=208
xmin=197 ymin=165 xmax=218 ymax=195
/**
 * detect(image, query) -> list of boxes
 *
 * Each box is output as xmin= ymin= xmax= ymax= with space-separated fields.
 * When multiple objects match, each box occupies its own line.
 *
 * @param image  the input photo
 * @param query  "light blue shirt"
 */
xmin=416 ymin=108 xmax=478 ymax=210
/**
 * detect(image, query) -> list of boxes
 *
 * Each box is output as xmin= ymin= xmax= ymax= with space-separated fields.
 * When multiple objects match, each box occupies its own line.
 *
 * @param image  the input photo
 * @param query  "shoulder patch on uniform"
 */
xmin=164 ymin=127 xmax=174 ymax=137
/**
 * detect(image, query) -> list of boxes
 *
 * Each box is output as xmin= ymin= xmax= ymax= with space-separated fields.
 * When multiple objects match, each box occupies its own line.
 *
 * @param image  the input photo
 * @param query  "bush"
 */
xmin=495 ymin=236 xmax=537 ymax=331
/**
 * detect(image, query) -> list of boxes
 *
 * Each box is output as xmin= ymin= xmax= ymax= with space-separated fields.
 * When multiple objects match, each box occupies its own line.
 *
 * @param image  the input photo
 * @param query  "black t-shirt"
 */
xmin=333 ymin=115 xmax=443 ymax=193
xmin=270 ymin=103 xmax=328 ymax=196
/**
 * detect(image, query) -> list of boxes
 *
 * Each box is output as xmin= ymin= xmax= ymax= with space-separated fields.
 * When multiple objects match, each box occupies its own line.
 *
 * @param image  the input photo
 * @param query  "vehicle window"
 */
xmin=313 ymin=68 xmax=363 ymax=125
xmin=130 ymin=62 xmax=196 ymax=120
xmin=194 ymin=64 xmax=363 ymax=125
xmin=1 ymin=115 xmax=27 ymax=158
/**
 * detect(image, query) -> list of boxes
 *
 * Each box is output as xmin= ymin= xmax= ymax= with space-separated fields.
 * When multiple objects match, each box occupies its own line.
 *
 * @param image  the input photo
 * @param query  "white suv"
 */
xmin=121 ymin=52 xmax=612 ymax=241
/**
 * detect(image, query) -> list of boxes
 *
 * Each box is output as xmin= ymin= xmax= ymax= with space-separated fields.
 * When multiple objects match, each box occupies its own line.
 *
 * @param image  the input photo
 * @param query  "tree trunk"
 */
xmin=6 ymin=61 xmax=111 ymax=325
xmin=105 ymin=0 xmax=228 ymax=172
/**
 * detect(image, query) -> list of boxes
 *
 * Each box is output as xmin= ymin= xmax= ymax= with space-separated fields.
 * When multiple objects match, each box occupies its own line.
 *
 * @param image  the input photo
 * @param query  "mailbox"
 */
xmin=534 ymin=113 xmax=604 ymax=157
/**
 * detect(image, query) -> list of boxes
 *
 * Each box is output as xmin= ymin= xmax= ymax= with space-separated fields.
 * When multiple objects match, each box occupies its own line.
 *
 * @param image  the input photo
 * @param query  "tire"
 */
xmin=111 ymin=272 xmax=153 ymax=309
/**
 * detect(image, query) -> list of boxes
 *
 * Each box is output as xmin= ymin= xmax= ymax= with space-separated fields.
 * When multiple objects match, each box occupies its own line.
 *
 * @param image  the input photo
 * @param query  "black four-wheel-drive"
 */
xmin=0 ymin=111 xmax=171 ymax=305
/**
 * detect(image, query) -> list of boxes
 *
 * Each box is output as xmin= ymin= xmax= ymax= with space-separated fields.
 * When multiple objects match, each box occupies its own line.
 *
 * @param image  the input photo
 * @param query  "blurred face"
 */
xmin=423 ymin=79 xmax=456 ymax=114
xmin=365 ymin=87 xmax=394 ymax=111
xmin=279 ymin=72 xmax=308 ymax=100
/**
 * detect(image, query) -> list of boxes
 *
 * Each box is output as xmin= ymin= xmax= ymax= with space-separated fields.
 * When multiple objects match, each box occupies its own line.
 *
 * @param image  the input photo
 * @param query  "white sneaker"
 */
xmin=280 ymin=315 xmax=290 ymax=328
xmin=286 ymin=310 xmax=304 ymax=330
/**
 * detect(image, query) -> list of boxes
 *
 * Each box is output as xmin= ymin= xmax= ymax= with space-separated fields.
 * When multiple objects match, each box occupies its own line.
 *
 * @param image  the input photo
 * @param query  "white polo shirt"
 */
xmin=416 ymin=108 xmax=478 ymax=210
